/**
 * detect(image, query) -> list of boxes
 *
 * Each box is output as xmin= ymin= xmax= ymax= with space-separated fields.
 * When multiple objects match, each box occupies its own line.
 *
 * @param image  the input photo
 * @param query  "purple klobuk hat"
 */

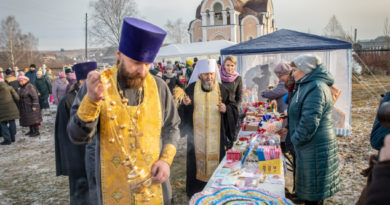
xmin=73 ymin=62 xmax=97 ymax=81
xmin=118 ymin=17 xmax=167 ymax=63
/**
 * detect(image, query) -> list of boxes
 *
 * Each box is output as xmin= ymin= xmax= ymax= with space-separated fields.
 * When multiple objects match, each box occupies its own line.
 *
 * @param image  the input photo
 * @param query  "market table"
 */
xmin=202 ymin=130 xmax=286 ymax=198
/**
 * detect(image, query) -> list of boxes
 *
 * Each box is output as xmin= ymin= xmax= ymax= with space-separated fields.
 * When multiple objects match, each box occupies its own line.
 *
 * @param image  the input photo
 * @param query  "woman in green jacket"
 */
xmin=288 ymin=54 xmax=340 ymax=204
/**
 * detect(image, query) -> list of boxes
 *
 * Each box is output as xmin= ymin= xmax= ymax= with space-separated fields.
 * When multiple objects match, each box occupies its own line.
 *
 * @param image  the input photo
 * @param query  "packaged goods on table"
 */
xmin=193 ymin=102 xmax=291 ymax=204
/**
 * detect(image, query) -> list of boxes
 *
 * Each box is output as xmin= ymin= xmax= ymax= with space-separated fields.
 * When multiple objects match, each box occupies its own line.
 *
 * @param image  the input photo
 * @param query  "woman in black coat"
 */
xmin=220 ymin=56 xmax=242 ymax=139
xmin=18 ymin=75 xmax=42 ymax=137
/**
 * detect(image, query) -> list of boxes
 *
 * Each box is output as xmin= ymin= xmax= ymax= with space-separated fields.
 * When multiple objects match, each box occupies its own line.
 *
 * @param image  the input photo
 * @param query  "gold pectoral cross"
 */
xmin=130 ymin=132 xmax=144 ymax=138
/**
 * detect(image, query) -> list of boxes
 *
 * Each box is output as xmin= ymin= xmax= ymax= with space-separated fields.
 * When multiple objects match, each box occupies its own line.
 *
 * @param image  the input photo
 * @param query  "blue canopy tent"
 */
xmin=221 ymin=29 xmax=352 ymax=136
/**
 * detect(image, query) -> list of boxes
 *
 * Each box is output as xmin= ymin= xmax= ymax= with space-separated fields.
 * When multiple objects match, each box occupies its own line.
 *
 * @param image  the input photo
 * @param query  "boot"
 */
xmin=25 ymin=126 xmax=33 ymax=136
xmin=0 ymin=140 xmax=11 ymax=145
xmin=30 ymin=126 xmax=40 ymax=137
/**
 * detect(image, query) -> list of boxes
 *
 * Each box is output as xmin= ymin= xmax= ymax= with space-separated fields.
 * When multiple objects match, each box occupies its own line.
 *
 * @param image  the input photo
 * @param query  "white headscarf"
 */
xmin=187 ymin=59 xmax=221 ymax=87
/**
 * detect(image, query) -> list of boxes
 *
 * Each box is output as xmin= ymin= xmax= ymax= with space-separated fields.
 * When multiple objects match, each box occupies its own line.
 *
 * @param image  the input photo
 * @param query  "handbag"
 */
xmin=50 ymin=94 xmax=54 ymax=103
xmin=329 ymin=86 xmax=341 ymax=104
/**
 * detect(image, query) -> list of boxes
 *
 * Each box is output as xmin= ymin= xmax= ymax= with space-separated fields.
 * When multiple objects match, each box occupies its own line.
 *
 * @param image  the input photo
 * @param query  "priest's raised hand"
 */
xmin=86 ymin=70 xmax=104 ymax=102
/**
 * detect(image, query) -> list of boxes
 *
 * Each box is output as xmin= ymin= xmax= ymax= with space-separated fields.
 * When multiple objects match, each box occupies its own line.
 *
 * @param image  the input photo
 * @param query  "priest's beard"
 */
xmin=201 ymin=79 xmax=215 ymax=91
xmin=117 ymin=60 xmax=146 ymax=89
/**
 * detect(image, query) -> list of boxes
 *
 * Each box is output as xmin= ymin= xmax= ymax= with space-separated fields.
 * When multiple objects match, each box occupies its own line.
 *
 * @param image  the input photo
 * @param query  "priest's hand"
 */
xmin=151 ymin=160 xmax=170 ymax=184
xmin=86 ymin=70 xmax=104 ymax=102
xmin=218 ymin=103 xmax=226 ymax=113
xmin=183 ymin=96 xmax=192 ymax=106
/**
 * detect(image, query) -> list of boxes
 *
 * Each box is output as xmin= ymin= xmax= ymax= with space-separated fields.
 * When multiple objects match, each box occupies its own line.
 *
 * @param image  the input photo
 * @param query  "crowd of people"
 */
xmin=1 ymin=16 xmax=390 ymax=205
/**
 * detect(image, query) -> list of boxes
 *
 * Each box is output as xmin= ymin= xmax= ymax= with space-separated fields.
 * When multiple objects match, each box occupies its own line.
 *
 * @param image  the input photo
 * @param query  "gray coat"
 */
xmin=67 ymin=75 xmax=180 ymax=205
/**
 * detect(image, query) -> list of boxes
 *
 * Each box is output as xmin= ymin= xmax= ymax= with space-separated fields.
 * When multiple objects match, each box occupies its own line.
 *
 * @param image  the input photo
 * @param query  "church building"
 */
xmin=188 ymin=0 xmax=276 ymax=43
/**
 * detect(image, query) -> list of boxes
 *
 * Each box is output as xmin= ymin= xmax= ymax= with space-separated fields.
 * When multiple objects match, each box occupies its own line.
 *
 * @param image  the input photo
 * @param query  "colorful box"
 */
xmin=258 ymin=158 xmax=281 ymax=174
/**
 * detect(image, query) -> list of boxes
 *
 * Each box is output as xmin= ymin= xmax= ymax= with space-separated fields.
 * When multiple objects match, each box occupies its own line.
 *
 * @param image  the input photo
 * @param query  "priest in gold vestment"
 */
xmin=179 ymin=59 xmax=238 ymax=198
xmin=67 ymin=18 xmax=180 ymax=205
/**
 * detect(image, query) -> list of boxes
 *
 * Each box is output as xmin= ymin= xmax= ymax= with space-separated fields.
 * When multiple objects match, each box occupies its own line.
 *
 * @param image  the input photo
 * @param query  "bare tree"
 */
xmin=22 ymin=32 xmax=40 ymax=64
xmin=0 ymin=16 xmax=25 ymax=68
xmin=384 ymin=17 xmax=390 ymax=36
xmin=323 ymin=15 xmax=352 ymax=42
xmin=90 ymin=0 xmax=139 ymax=47
xmin=164 ymin=18 xmax=189 ymax=44
xmin=0 ymin=16 xmax=40 ymax=69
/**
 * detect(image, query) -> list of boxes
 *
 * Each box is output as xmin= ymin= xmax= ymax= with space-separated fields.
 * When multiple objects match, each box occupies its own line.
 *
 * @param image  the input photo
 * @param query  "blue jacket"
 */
xmin=25 ymin=70 xmax=37 ymax=86
xmin=288 ymin=65 xmax=340 ymax=201
xmin=370 ymin=92 xmax=390 ymax=150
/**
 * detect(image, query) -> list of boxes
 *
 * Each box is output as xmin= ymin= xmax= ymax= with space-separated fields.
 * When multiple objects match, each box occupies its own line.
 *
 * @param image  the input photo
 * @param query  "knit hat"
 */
xmin=65 ymin=68 xmax=72 ymax=74
xmin=186 ymin=60 xmax=193 ymax=68
xmin=292 ymin=54 xmax=321 ymax=74
xmin=59 ymin=73 xmax=66 ymax=78
xmin=166 ymin=64 xmax=174 ymax=70
xmin=5 ymin=68 xmax=12 ymax=75
xmin=273 ymin=63 xmax=292 ymax=76
xmin=18 ymin=74 xmax=29 ymax=81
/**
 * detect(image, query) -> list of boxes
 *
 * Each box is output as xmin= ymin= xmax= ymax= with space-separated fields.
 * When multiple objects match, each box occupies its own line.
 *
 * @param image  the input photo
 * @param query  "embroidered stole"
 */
xmin=99 ymin=66 xmax=163 ymax=204
xmin=193 ymin=81 xmax=221 ymax=181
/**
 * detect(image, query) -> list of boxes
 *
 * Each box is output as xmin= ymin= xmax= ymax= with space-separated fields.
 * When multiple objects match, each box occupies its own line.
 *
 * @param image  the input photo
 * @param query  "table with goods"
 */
xmin=190 ymin=101 xmax=293 ymax=205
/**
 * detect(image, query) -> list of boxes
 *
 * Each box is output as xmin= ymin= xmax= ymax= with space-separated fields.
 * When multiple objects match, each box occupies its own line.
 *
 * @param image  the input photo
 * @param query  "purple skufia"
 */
xmin=119 ymin=17 xmax=167 ymax=63
xmin=73 ymin=62 xmax=97 ymax=81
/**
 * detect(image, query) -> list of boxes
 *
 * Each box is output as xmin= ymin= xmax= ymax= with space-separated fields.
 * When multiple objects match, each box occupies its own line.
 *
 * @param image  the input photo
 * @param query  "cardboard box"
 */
xmin=258 ymin=158 xmax=281 ymax=174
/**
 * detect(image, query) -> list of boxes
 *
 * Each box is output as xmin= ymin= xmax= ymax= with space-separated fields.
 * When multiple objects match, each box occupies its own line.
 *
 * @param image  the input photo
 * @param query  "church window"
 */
xmin=213 ymin=3 xmax=223 ymax=26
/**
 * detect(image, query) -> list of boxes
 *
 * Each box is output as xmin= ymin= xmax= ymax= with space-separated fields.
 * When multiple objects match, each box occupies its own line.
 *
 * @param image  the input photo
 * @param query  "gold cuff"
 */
xmin=77 ymin=95 xmax=101 ymax=122
xmin=159 ymin=144 xmax=177 ymax=166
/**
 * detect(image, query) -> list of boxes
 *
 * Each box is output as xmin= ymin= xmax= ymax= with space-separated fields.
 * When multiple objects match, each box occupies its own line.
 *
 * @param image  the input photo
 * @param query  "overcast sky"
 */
xmin=1 ymin=0 xmax=389 ymax=50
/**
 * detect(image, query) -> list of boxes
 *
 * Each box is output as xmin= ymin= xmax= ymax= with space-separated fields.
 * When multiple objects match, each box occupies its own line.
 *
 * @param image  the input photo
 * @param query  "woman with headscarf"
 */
xmin=288 ymin=54 xmax=340 ymax=204
xmin=220 ymin=55 xmax=242 ymax=139
xmin=18 ymin=74 xmax=42 ymax=137
xmin=52 ymin=73 xmax=68 ymax=104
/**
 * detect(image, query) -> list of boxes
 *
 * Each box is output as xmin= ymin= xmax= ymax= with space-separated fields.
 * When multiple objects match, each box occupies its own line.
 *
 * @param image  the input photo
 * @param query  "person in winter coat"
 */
xmin=288 ymin=54 xmax=340 ymax=204
xmin=18 ymin=75 xmax=42 ymax=137
xmin=52 ymin=73 xmax=68 ymax=104
xmin=55 ymin=62 xmax=97 ymax=204
xmin=65 ymin=73 xmax=77 ymax=93
xmin=262 ymin=63 xmax=291 ymax=113
xmin=366 ymin=134 xmax=390 ymax=204
xmin=0 ymin=79 xmax=20 ymax=145
xmin=219 ymin=56 xmax=242 ymax=139
xmin=162 ymin=64 xmax=184 ymax=94
xmin=45 ymin=68 xmax=54 ymax=83
xmin=35 ymin=71 xmax=52 ymax=110
xmin=25 ymin=64 xmax=38 ymax=87
xmin=370 ymin=92 xmax=390 ymax=151
xmin=5 ymin=68 xmax=19 ymax=91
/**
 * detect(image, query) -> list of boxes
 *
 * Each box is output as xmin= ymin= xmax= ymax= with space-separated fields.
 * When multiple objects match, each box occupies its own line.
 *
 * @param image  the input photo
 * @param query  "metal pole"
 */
xmin=85 ymin=13 xmax=88 ymax=61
